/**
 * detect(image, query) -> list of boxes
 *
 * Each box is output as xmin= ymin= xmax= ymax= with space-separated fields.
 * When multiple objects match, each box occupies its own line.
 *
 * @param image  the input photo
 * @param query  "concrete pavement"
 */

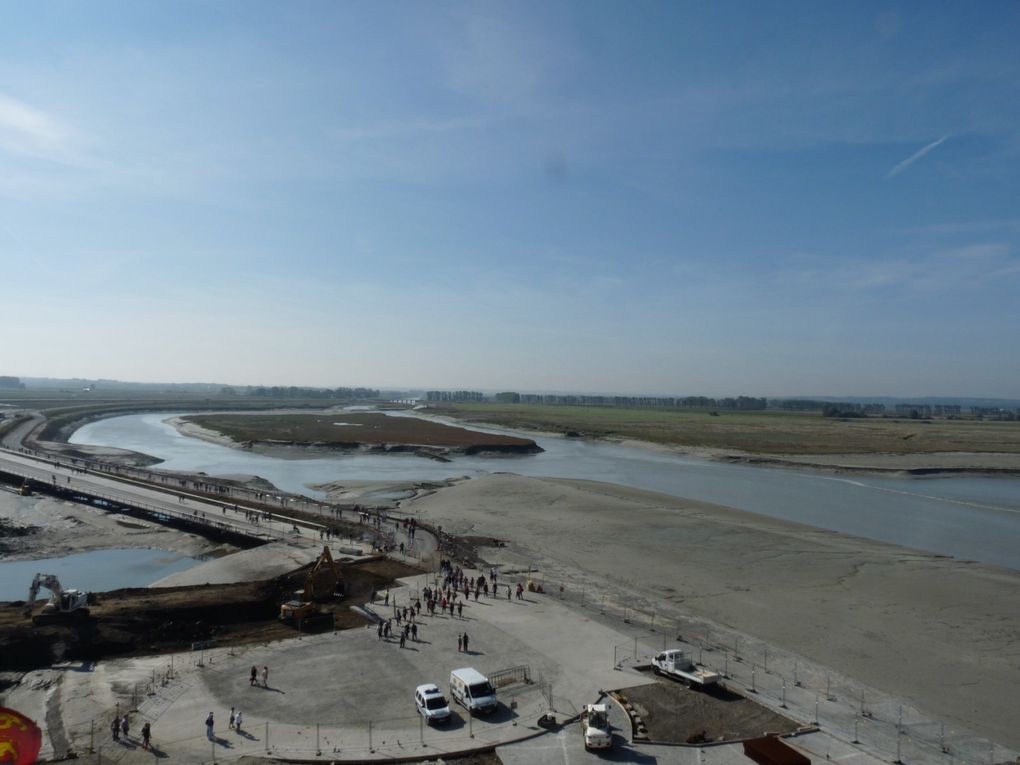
xmin=41 ymin=567 xmax=651 ymax=764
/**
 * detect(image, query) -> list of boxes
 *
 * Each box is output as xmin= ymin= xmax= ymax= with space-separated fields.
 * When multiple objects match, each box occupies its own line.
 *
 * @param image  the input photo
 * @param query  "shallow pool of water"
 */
xmin=0 ymin=548 xmax=204 ymax=601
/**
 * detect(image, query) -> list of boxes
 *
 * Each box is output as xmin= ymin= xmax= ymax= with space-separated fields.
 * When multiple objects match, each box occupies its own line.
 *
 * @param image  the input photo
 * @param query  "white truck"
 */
xmin=580 ymin=703 xmax=613 ymax=750
xmin=651 ymin=649 xmax=720 ymax=688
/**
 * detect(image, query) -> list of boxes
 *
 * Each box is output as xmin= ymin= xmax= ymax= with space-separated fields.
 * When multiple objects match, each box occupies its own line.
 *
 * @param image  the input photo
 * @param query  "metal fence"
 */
xmin=60 ymin=649 xmax=543 ymax=765
xmin=542 ymin=580 xmax=1020 ymax=765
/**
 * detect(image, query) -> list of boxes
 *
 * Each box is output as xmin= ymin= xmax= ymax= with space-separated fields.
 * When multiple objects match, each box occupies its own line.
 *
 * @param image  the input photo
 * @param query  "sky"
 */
xmin=2 ymin=1 xmax=1019 ymax=398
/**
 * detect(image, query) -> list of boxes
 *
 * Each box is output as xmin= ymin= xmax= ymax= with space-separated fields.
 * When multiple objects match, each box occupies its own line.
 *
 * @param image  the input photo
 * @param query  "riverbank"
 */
xmin=612 ymin=438 xmax=1020 ymax=475
xmin=432 ymin=403 xmax=1020 ymax=475
xmin=385 ymin=473 xmax=1020 ymax=749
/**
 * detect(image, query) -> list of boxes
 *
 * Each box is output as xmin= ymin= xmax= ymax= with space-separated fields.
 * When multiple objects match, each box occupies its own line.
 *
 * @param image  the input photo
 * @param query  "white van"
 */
xmin=449 ymin=667 xmax=497 ymax=714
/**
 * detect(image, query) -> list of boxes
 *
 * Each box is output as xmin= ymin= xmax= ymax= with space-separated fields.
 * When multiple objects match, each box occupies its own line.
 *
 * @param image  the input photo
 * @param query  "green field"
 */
xmin=432 ymin=403 xmax=1020 ymax=455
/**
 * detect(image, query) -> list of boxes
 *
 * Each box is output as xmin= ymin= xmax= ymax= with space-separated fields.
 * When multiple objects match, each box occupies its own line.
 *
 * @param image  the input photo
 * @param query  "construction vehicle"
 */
xmin=303 ymin=546 xmax=344 ymax=602
xmin=25 ymin=574 xmax=92 ymax=623
xmin=651 ymin=649 xmax=721 ymax=688
xmin=279 ymin=600 xmax=318 ymax=624
xmin=580 ymin=703 xmax=613 ymax=750
xmin=279 ymin=547 xmax=343 ymax=626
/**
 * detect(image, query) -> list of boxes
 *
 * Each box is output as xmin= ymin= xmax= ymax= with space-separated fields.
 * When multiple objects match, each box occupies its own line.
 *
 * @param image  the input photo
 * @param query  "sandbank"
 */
xmin=398 ymin=473 xmax=1020 ymax=748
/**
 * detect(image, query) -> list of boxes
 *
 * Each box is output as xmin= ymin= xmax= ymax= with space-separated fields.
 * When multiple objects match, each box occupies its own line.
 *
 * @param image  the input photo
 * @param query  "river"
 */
xmin=69 ymin=412 xmax=1020 ymax=571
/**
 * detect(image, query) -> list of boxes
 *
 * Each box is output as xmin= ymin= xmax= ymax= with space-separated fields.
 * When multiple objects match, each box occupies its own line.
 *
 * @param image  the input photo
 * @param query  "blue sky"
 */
xmin=2 ymin=1 xmax=1018 ymax=396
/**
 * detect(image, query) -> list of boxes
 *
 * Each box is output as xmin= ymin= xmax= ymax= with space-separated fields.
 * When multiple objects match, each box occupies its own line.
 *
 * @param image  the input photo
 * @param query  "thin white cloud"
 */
xmin=0 ymin=92 xmax=76 ymax=161
xmin=886 ymin=135 xmax=949 ymax=178
xmin=776 ymin=242 xmax=1017 ymax=294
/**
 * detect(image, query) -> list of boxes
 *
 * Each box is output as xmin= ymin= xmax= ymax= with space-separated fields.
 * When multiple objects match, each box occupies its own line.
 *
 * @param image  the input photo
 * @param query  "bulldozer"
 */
xmin=279 ymin=547 xmax=344 ymax=626
xmin=25 ymin=573 xmax=93 ymax=624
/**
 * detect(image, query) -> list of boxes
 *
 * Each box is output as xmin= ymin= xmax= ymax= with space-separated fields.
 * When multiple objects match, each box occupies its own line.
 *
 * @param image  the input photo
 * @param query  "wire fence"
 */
xmin=60 ymin=650 xmax=543 ymax=764
xmin=533 ymin=581 xmax=1019 ymax=765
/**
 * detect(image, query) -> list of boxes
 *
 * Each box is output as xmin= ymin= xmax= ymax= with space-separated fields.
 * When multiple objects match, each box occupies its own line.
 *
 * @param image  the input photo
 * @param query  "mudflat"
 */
xmin=402 ymin=473 xmax=1020 ymax=748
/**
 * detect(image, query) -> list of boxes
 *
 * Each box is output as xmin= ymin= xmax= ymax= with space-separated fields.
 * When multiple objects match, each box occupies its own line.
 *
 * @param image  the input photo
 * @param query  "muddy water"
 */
xmin=0 ymin=548 xmax=204 ymax=600
xmin=70 ymin=412 xmax=1020 ymax=570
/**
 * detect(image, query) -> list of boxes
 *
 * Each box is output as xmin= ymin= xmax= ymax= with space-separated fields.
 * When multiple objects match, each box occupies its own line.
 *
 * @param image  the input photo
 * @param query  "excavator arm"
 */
xmin=26 ymin=574 xmax=64 ymax=617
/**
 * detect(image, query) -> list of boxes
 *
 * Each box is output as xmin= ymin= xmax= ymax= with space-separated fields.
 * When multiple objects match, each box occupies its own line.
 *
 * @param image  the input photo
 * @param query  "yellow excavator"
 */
xmin=279 ymin=547 xmax=344 ymax=624
xmin=304 ymin=546 xmax=344 ymax=602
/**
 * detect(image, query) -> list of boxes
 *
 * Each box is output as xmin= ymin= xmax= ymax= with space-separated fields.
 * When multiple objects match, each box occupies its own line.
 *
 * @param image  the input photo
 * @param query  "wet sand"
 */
xmin=0 ymin=491 xmax=228 ymax=563
xmin=398 ymin=473 xmax=1020 ymax=748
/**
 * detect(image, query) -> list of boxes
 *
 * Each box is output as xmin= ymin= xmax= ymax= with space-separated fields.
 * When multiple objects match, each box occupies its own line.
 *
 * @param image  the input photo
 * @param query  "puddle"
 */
xmin=0 ymin=548 xmax=205 ymax=600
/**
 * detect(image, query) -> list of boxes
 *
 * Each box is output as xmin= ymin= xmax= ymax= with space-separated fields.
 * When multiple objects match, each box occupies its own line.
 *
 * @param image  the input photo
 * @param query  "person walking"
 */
xmin=121 ymin=715 xmax=130 ymax=739
xmin=110 ymin=716 xmax=120 ymax=741
xmin=234 ymin=710 xmax=243 ymax=733
xmin=399 ymin=631 xmax=406 ymax=648
xmin=141 ymin=722 xmax=151 ymax=751
xmin=463 ymin=632 xmax=470 ymax=653
xmin=411 ymin=623 xmax=418 ymax=641
xmin=457 ymin=602 xmax=463 ymax=618
xmin=457 ymin=634 xmax=463 ymax=652
xmin=229 ymin=707 xmax=236 ymax=730
xmin=261 ymin=666 xmax=269 ymax=688
xmin=205 ymin=712 xmax=214 ymax=740
xmin=250 ymin=666 xmax=258 ymax=686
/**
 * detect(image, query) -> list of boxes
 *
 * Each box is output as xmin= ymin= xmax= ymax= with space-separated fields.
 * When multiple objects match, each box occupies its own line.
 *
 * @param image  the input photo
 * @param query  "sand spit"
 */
xmin=403 ymin=473 xmax=1020 ymax=749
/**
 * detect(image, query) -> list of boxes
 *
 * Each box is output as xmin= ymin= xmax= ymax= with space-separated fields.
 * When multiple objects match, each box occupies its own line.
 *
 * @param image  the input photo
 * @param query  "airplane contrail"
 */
xmin=887 ymin=135 xmax=950 ymax=178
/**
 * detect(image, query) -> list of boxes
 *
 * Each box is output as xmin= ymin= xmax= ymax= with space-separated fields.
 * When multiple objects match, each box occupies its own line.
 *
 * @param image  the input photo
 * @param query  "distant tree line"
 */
xmin=0 ymin=376 xmax=25 ymax=389
xmin=243 ymin=386 xmax=380 ymax=399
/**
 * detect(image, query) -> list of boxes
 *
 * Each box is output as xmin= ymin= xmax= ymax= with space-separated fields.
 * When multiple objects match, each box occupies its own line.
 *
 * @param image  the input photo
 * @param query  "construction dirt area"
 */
xmin=0 ymin=557 xmax=421 ymax=671
xmin=615 ymin=674 xmax=798 ymax=744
